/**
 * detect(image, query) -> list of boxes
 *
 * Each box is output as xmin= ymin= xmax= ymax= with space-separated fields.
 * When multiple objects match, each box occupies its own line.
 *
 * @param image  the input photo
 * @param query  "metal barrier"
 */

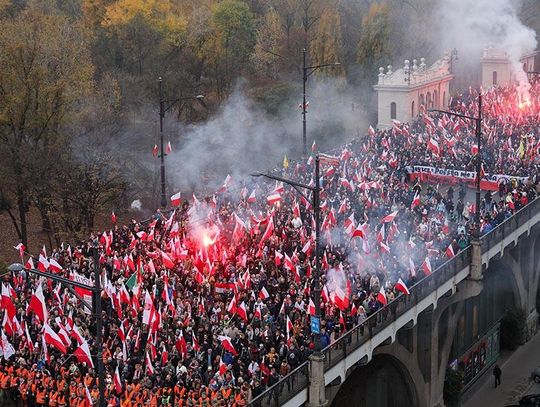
xmin=249 ymin=197 xmax=540 ymax=406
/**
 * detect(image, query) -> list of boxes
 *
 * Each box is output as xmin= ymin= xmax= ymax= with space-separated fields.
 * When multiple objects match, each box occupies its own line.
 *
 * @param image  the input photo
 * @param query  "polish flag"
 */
xmin=428 ymin=138 xmax=440 ymax=156
xmin=247 ymin=190 xmax=256 ymax=203
xmin=253 ymin=305 xmax=262 ymax=320
xmin=227 ymin=295 xmax=237 ymax=315
xmin=376 ymin=288 xmax=388 ymax=306
xmin=70 ymin=324 xmax=85 ymax=345
xmin=74 ymin=339 xmax=95 ymax=368
xmin=351 ymin=224 xmax=365 ymax=239
xmin=25 ymin=257 xmax=35 ymax=270
xmin=411 ymin=192 xmax=420 ymax=209
xmin=218 ymin=335 xmax=238 ymax=356
xmin=266 ymin=193 xmax=282 ymax=205
xmin=311 ymin=140 xmax=317 ymax=152
xmin=422 ymin=257 xmax=432 ymax=275
xmin=308 ymin=298 xmax=316 ymax=316
xmin=409 ymin=257 xmax=416 ymax=277
xmin=192 ymin=335 xmax=201 ymax=352
xmin=170 ymin=192 xmax=182 ymax=207
xmin=471 ymin=144 xmax=478 ymax=155
xmin=218 ymin=174 xmax=232 ymax=193
xmin=445 ymin=244 xmax=455 ymax=259
xmin=380 ymin=241 xmax=391 ymax=253
xmin=274 ymin=250 xmax=283 ymax=266
xmin=368 ymin=125 xmax=376 ymax=136
xmin=25 ymin=324 xmax=34 ymax=352
xmin=142 ymin=290 xmax=155 ymax=325
xmin=333 ymin=286 xmax=349 ymax=311
xmin=114 ymin=365 xmax=122 ymax=394
xmin=395 ymin=278 xmax=410 ymax=295
xmin=258 ymin=217 xmax=274 ymax=247
xmin=286 ymin=316 xmax=294 ymax=344
xmin=28 ymin=283 xmax=48 ymax=323
xmin=146 ymin=352 xmax=154 ymax=375
xmin=219 ymin=358 xmax=228 ymax=376
xmin=111 ymin=211 xmax=117 ymax=224
xmin=49 ymin=258 xmax=63 ymax=273
xmin=381 ymin=211 xmax=398 ymax=223
xmin=1 ymin=285 xmax=16 ymax=319
xmin=43 ymin=323 xmax=67 ymax=354
xmin=152 ymin=144 xmax=158 ymax=158
xmin=161 ymin=251 xmax=175 ymax=269
xmin=37 ymin=253 xmax=49 ymax=272
xmin=14 ymin=243 xmax=25 ymax=259
xmin=237 ymin=302 xmax=248 ymax=322
xmin=259 ymin=287 xmax=270 ymax=300
xmin=166 ymin=141 xmax=172 ymax=154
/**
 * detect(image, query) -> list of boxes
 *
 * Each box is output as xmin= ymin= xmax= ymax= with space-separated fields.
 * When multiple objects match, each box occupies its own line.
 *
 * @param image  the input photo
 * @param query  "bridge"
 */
xmin=250 ymin=197 xmax=540 ymax=407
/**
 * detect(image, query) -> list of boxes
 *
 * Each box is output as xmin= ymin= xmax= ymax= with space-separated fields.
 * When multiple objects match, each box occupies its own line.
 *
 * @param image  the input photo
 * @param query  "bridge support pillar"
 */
xmin=470 ymin=240 xmax=483 ymax=281
xmin=307 ymin=353 xmax=328 ymax=407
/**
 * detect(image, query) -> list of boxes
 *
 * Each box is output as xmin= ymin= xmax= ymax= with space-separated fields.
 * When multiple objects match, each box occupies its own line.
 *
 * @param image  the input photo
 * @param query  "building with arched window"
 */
xmin=481 ymin=46 xmax=539 ymax=88
xmin=373 ymin=55 xmax=454 ymax=129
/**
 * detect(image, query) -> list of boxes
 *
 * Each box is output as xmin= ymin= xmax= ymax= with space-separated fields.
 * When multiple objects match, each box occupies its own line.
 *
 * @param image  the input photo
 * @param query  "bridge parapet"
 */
xmin=249 ymin=197 xmax=540 ymax=407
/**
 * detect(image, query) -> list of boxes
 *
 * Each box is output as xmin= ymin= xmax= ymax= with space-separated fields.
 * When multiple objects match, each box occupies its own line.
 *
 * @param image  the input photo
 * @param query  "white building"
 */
xmin=373 ymin=55 xmax=454 ymax=129
xmin=481 ymin=46 xmax=539 ymax=88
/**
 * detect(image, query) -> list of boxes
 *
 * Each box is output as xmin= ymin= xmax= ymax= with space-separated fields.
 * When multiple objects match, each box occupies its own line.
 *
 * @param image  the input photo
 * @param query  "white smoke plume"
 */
xmin=166 ymin=79 xmax=365 ymax=193
xmin=435 ymin=0 xmax=537 ymax=97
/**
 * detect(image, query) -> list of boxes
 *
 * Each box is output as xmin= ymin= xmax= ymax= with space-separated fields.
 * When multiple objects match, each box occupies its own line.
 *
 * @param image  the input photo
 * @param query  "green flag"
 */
xmin=125 ymin=272 xmax=137 ymax=291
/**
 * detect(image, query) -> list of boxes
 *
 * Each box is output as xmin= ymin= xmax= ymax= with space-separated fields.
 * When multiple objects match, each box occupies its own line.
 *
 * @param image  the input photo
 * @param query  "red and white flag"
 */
xmin=259 ymin=287 xmax=270 ymax=300
xmin=111 ymin=211 xmax=117 ymax=224
xmin=74 ymin=339 xmax=94 ymax=368
xmin=376 ymin=288 xmax=387 ymax=306
xmin=166 ymin=141 xmax=172 ymax=154
xmin=266 ymin=193 xmax=282 ymax=205
xmin=381 ymin=211 xmax=398 ymax=223
xmin=445 ymin=244 xmax=455 ymax=259
xmin=218 ymin=174 xmax=232 ymax=193
xmin=395 ymin=278 xmax=410 ymax=295
xmin=422 ymin=257 xmax=432 ymax=275
xmin=49 ymin=258 xmax=63 ymax=273
xmin=43 ymin=323 xmax=67 ymax=354
xmin=428 ymin=138 xmax=440 ymax=156
xmin=170 ymin=192 xmax=182 ymax=207
xmin=368 ymin=125 xmax=376 ymax=136
xmin=114 ymin=365 xmax=122 ymax=394
xmin=218 ymin=335 xmax=238 ymax=356
xmin=237 ymin=302 xmax=248 ymax=322
xmin=152 ymin=144 xmax=158 ymax=158
xmin=308 ymin=298 xmax=316 ymax=316
xmin=28 ymin=283 xmax=48 ymax=323
xmin=411 ymin=192 xmax=420 ymax=209
xmin=146 ymin=351 xmax=154 ymax=375
xmin=14 ymin=243 xmax=25 ymax=259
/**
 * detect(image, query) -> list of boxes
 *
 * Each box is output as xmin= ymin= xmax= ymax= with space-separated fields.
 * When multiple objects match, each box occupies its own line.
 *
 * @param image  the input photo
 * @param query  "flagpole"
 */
xmin=93 ymin=241 xmax=106 ymax=407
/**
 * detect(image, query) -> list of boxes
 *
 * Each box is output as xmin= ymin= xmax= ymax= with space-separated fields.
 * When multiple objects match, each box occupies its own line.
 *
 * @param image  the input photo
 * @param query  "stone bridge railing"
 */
xmin=249 ymin=196 xmax=540 ymax=407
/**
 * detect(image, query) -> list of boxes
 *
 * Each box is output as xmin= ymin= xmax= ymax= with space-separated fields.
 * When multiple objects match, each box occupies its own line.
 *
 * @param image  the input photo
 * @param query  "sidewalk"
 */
xmin=462 ymin=332 xmax=540 ymax=406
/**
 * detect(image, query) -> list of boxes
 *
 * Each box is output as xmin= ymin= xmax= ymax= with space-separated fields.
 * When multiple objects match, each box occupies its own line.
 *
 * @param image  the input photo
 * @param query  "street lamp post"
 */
xmin=253 ymin=154 xmax=327 ymax=406
xmin=158 ymin=77 xmax=205 ymax=208
xmin=9 ymin=242 xmax=107 ymax=407
xmin=429 ymin=94 xmax=483 ymax=280
xmin=302 ymin=49 xmax=340 ymax=156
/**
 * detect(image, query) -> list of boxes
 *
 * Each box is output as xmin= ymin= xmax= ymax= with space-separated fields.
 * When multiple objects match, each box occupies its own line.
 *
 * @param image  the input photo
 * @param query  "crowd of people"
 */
xmin=0 ymin=81 xmax=539 ymax=407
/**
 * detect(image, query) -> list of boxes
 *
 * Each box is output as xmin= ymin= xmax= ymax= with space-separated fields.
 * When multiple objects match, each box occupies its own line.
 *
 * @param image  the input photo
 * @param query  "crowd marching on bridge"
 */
xmin=0 ymin=81 xmax=539 ymax=407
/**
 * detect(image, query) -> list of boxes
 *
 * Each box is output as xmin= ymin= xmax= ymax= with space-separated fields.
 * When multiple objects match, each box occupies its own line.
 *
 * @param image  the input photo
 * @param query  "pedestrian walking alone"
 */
xmin=493 ymin=364 xmax=502 ymax=388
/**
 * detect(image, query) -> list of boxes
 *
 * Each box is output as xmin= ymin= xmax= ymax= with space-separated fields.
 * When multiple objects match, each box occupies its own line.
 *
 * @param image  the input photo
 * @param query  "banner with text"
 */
xmin=406 ymin=165 xmax=529 ymax=191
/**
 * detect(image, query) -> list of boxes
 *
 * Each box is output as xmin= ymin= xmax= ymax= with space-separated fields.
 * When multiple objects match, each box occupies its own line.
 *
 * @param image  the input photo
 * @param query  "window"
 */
xmin=390 ymin=102 xmax=397 ymax=120
xmin=419 ymin=94 xmax=425 ymax=109
xmin=493 ymin=71 xmax=498 ymax=85
xmin=433 ymin=90 xmax=438 ymax=108
xmin=427 ymin=92 xmax=432 ymax=109
xmin=411 ymin=101 xmax=415 ymax=117
xmin=443 ymin=91 xmax=446 ymax=107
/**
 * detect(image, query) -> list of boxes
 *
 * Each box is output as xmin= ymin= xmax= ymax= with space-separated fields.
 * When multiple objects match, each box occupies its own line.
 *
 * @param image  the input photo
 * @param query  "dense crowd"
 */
xmin=0 ymin=81 xmax=539 ymax=407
